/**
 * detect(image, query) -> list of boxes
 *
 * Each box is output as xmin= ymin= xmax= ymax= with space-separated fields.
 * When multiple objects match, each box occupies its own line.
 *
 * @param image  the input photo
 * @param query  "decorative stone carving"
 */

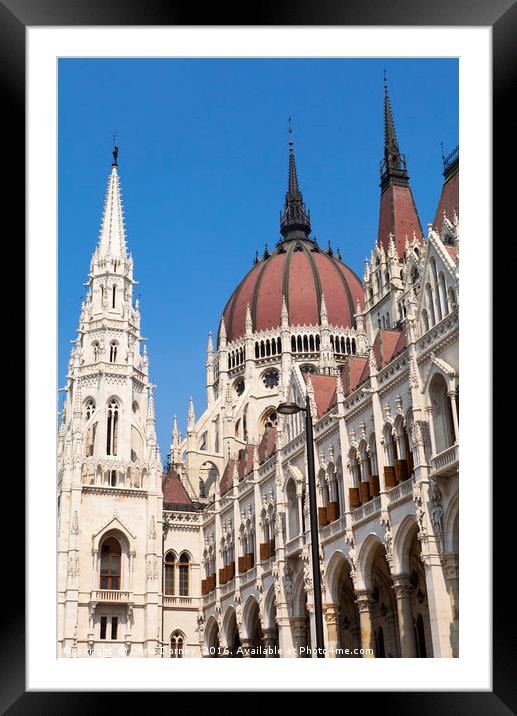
xmin=149 ymin=516 xmax=157 ymax=540
xmin=379 ymin=512 xmax=393 ymax=570
xmin=283 ymin=563 xmax=294 ymax=609
xmin=70 ymin=510 xmax=79 ymax=535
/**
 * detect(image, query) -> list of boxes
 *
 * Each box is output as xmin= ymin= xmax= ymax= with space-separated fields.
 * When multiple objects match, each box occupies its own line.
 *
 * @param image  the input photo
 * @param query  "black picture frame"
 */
xmin=10 ymin=0 xmax=508 ymax=709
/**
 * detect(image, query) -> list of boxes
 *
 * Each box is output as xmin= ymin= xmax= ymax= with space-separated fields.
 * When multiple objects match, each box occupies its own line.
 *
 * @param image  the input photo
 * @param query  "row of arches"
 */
xmin=255 ymin=337 xmax=282 ymax=359
xmin=91 ymin=339 xmax=120 ymax=363
xmin=330 ymin=335 xmax=357 ymax=355
xmin=421 ymin=257 xmax=457 ymax=333
xmin=204 ymin=511 xmax=457 ymax=658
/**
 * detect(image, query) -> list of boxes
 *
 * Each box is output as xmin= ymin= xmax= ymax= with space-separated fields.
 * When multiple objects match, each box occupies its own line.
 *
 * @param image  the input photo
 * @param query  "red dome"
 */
xmin=221 ymin=239 xmax=364 ymax=343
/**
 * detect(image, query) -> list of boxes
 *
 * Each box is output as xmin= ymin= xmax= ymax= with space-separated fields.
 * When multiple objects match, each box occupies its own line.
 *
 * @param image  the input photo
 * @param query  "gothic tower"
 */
xmin=57 ymin=148 xmax=163 ymax=657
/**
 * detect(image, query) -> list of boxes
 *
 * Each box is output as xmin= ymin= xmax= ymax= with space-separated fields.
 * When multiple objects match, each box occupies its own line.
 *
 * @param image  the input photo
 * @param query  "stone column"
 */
xmin=448 ymin=391 xmax=459 ymax=443
xmin=290 ymin=617 xmax=308 ymax=658
xmin=262 ymin=628 xmax=279 ymax=657
xmin=392 ymin=574 xmax=418 ymax=657
xmin=323 ymin=603 xmax=340 ymax=657
xmin=442 ymin=552 xmax=459 ymax=657
xmin=355 ymin=590 xmax=375 ymax=657
xmin=425 ymin=407 xmax=437 ymax=456
xmin=239 ymin=637 xmax=252 ymax=658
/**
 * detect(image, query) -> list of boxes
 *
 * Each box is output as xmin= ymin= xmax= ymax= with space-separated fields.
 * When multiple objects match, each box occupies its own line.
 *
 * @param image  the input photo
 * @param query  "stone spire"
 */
xmin=187 ymin=396 xmax=196 ymax=431
xmin=280 ymin=119 xmax=311 ymax=240
xmin=281 ymin=294 xmax=289 ymax=327
xmin=245 ymin=303 xmax=253 ymax=335
xmin=377 ymin=75 xmax=423 ymax=257
xmin=96 ymin=148 xmax=128 ymax=259
xmin=146 ymin=383 xmax=156 ymax=433
xmin=207 ymin=331 xmax=214 ymax=362
xmin=320 ymin=293 xmax=328 ymax=326
xmin=219 ymin=317 xmax=227 ymax=348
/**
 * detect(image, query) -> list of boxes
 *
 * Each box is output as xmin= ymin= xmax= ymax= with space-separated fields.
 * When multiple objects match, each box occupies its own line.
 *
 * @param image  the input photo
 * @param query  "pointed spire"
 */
xmin=171 ymin=414 xmax=179 ymax=447
xmin=187 ymin=396 xmax=195 ymax=430
xmin=97 ymin=149 xmax=128 ymax=259
xmin=388 ymin=233 xmax=397 ymax=259
xmin=383 ymin=72 xmax=400 ymax=158
xmin=364 ymin=257 xmax=370 ymax=283
xmin=336 ymin=371 xmax=345 ymax=401
xmin=146 ymin=383 xmax=156 ymax=425
xmin=380 ymin=74 xmax=408 ymax=191
xmin=207 ymin=331 xmax=214 ymax=362
xmin=280 ymin=119 xmax=311 ymax=240
xmin=245 ymin=303 xmax=253 ymax=334
xmin=320 ymin=293 xmax=328 ymax=326
xmin=218 ymin=317 xmax=227 ymax=348
xmin=281 ymin=294 xmax=289 ymax=327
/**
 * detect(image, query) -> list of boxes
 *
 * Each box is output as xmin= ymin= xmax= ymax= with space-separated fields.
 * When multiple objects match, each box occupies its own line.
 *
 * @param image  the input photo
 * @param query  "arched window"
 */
xmin=384 ymin=426 xmax=398 ymax=466
xmin=429 ymin=374 xmax=456 ymax=454
xmin=262 ymin=408 xmax=278 ymax=433
xmin=112 ymin=284 xmax=117 ymax=308
xmin=286 ymin=479 xmax=299 ymax=539
xmin=100 ymin=537 xmax=121 ymax=590
xmin=109 ymin=341 xmax=118 ymax=363
xmin=170 ymin=631 xmax=184 ymax=658
xmin=164 ymin=552 xmax=175 ymax=595
xmin=179 ymin=552 xmax=190 ymax=596
xmin=421 ymin=309 xmax=429 ymax=334
xmin=448 ymin=286 xmax=457 ymax=310
xmin=106 ymin=400 xmax=119 ymax=456
xmin=425 ymin=283 xmax=436 ymax=326
xmin=92 ymin=341 xmax=100 ymax=362
xmin=84 ymin=400 xmax=96 ymax=457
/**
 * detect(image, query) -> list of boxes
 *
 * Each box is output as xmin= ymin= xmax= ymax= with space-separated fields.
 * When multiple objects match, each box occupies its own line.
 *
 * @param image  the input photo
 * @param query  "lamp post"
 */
xmin=277 ymin=395 xmax=325 ymax=657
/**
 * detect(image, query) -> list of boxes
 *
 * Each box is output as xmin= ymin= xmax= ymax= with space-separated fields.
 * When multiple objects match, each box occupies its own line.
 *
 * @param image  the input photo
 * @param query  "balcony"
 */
xmin=387 ymin=475 xmax=416 ymax=505
xmin=163 ymin=596 xmax=195 ymax=608
xmin=285 ymin=534 xmax=304 ymax=557
xmin=239 ymin=566 xmax=257 ymax=587
xmin=220 ymin=580 xmax=236 ymax=597
xmin=320 ymin=514 xmax=347 ymax=543
xmin=351 ymin=496 xmax=381 ymax=525
xmin=430 ymin=444 xmax=459 ymax=478
xmin=90 ymin=589 xmax=132 ymax=603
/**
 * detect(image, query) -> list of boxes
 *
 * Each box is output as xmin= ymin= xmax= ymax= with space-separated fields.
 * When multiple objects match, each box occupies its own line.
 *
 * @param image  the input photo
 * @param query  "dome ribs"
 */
xmin=301 ymin=242 xmax=323 ymax=324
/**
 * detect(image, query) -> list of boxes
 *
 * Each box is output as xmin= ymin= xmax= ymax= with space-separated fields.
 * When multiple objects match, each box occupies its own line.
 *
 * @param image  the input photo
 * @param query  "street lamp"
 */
xmin=277 ymin=395 xmax=325 ymax=657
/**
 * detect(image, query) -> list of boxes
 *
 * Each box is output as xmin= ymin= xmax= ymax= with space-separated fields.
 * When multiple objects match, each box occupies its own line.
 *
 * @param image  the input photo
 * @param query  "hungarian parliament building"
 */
xmin=58 ymin=84 xmax=459 ymax=658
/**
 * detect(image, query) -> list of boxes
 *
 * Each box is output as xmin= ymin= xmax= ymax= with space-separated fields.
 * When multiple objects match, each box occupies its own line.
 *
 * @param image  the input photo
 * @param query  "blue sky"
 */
xmin=58 ymin=58 xmax=458 ymax=459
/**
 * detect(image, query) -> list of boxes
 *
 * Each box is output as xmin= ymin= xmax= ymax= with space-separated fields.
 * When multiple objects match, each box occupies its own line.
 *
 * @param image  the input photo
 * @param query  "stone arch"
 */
xmin=444 ymin=492 xmax=459 ymax=554
xmin=243 ymin=595 xmax=264 ymax=657
xmin=199 ymin=460 xmax=218 ymax=499
xmin=325 ymin=550 xmax=353 ymax=603
xmin=204 ymin=616 xmax=220 ymax=657
xmin=290 ymin=569 xmax=311 ymax=656
xmin=326 ymin=550 xmax=361 ymax=656
xmin=356 ymin=532 xmax=385 ymax=591
xmin=393 ymin=514 xmax=419 ymax=574
xmin=223 ymin=606 xmax=242 ymax=657
xmin=263 ymin=585 xmax=280 ymax=655
xmin=366 ymin=540 xmax=400 ymax=657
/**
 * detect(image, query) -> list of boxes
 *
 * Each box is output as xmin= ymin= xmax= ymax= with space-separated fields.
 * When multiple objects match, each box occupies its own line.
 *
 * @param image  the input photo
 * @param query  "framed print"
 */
xmin=7 ymin=0 xmax=511 ymax=708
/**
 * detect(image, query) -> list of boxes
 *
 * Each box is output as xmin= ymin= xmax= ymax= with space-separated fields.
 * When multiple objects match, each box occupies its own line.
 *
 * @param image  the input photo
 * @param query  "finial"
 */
xmin=383 ymin=69 xmax=388 ymax=95
xmin=263 ymin=243 xmax=270 ymax=260
xmin=254 ymin=250 xmax=259 ymax=265
xmin=112 ymin=134 xmax=118 ymax=167
xmin=288 ymin=116 xmax=293 ymax=149
xmin=327 ymin=240 xmax=333 ymax=257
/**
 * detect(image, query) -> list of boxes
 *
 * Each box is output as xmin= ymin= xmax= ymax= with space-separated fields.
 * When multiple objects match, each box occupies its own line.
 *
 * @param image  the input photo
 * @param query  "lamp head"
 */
xmin=277 ymin=401 xmax=305 ymax=415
